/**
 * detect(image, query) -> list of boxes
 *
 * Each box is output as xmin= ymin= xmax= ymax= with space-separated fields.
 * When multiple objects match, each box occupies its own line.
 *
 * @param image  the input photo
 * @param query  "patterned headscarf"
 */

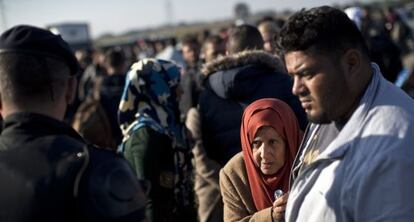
xmin=118 ymin=58 xmax=184 ymax=147
xmin=240 ymin=98 xmax=303 ymax=211
xmin=118 ymin=58 xmax=193 ymax=209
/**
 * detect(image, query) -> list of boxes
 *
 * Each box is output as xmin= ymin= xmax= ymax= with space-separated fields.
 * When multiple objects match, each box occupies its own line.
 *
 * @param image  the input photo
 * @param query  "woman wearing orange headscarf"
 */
xmin=219 ymin=98 xmax=303 ymax=222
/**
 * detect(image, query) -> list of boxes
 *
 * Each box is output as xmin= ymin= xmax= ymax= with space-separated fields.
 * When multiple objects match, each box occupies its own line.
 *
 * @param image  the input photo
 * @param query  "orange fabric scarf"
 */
xmin=240 ymin=98 xmax=303 ymax=211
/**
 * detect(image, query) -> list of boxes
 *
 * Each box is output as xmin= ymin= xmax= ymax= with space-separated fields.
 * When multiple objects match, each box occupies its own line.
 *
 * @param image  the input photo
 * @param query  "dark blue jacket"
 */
xmin=199 ymin=50 xmax=307 ymax=166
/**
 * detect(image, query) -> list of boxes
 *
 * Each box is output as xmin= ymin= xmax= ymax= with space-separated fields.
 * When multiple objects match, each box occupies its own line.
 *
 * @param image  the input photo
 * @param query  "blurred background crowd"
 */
xmin=1 ymin=0 xmax=414 ymax=221
xmin=60 ymin=0 xmax=414 ymax=125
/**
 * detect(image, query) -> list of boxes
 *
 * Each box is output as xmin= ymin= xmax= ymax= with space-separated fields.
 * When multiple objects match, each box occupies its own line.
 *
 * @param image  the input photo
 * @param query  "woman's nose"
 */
xmin=260 ymin=144 xmax=272 ymax=159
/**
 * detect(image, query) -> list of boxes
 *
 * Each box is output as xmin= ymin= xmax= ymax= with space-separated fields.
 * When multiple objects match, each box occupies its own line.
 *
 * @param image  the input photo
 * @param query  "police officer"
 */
xmin=0 ymin=25 xmax=147 ymax=221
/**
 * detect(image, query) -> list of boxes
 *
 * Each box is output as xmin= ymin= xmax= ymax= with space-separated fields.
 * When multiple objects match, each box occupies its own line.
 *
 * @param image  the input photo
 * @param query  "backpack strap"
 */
xmin=118 ymin=115 xmax=166 ymax=154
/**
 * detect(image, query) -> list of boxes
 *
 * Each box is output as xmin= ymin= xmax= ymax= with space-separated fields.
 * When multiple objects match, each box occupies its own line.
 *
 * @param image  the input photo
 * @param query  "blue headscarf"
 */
xmin=118 ymin=58 xmax=185 ymax=148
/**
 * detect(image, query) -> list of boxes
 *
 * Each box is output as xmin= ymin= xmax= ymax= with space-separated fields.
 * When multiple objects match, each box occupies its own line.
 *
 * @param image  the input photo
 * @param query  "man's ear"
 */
xmin=343 ymin=49 xmax=362 ymax=78
xmin=65 ymin=77 xmax=77 ymax=105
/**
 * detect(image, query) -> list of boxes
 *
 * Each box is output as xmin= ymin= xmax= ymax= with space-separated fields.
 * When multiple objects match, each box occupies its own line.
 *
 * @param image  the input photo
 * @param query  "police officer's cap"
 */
xmin=0 ymin=25 xmax=80 ymax=76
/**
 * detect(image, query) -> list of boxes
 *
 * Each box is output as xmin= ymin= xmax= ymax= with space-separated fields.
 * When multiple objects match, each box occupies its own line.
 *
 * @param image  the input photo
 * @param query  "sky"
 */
xmin=0 ymin=0 xmax=361 ymax=38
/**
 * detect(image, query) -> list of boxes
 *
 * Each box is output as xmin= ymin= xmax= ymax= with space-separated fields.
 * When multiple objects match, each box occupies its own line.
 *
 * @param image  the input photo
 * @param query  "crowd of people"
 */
xmin=0 ymin=2 xmax=414 ymax=222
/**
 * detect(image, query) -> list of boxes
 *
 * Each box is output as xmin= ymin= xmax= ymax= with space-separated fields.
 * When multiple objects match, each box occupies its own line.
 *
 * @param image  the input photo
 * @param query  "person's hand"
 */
xmin=272 ymin=193 xmax=288 ymax=222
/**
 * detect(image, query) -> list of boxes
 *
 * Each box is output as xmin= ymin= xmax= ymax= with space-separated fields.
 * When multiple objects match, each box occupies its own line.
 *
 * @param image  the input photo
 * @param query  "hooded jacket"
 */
xmin=199 ymin=50 xmax=307 ymax=166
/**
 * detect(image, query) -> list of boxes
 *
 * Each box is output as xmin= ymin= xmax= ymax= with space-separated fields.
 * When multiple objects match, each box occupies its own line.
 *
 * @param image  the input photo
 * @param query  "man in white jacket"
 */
xmin=276 ymin=6 xmax=414 ymax=222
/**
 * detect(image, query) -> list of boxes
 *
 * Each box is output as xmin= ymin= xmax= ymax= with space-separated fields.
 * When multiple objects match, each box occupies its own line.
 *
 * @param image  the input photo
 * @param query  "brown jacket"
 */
xmin=220 ymin=153 xmax=273 ymax=222
xmin=186 ymin=108 xmax=223 ymax=222
xmin=193 ymin=141 xmax=223 ymax=222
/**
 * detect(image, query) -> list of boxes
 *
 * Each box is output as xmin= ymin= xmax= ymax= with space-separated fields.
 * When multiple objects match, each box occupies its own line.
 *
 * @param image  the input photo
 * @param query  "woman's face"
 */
xmin=252 ymin=126 xmax=286 ymax=175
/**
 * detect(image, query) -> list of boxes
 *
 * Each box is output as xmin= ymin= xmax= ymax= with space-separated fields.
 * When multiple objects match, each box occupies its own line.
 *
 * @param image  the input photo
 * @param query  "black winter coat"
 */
xmin=199 ymin=50 xmax=307 ymax=166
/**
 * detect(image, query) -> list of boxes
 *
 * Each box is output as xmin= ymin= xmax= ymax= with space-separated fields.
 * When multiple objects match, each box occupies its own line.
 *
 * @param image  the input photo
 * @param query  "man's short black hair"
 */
xmin=277 ymin=6 xmax=369 ymax=58
xmin=0 ymin=53 xmax=70 ymax=105
xmin=204 ymin=35 xmax=223 ymax=46
xmin=227 ymin=24 xmax=264 ymax=54
xmin=256 ymin=16 xmax=275 ymax=26
xmin=167 ymin=37 xmax=177 ymax=47
xmin=105 ymin=48 xmax=126 ymax=69
xmin=181 ymin=35 xmax=199 ymax=47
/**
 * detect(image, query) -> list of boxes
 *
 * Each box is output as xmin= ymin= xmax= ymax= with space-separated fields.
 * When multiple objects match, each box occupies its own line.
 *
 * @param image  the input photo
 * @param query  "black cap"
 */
xmin=0 ymin=25 xmax=80 ymax=75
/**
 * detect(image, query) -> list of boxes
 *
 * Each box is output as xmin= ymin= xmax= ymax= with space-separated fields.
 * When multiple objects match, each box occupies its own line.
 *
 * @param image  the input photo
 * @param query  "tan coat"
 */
xmin=193 ymin=141 xmax=223 ymax=222
xmin=186 ymin=108 xmax=223 ymax=222
xmin=220 ymin=152 xmax=273 ymax=222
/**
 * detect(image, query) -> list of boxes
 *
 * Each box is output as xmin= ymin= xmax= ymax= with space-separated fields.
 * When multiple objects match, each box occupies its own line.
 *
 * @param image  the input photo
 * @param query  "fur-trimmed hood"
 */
xmin=202 ymin=50 xmax=285 ymax=76
xmin=201 ymin=50 xmax=288 ymax=101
